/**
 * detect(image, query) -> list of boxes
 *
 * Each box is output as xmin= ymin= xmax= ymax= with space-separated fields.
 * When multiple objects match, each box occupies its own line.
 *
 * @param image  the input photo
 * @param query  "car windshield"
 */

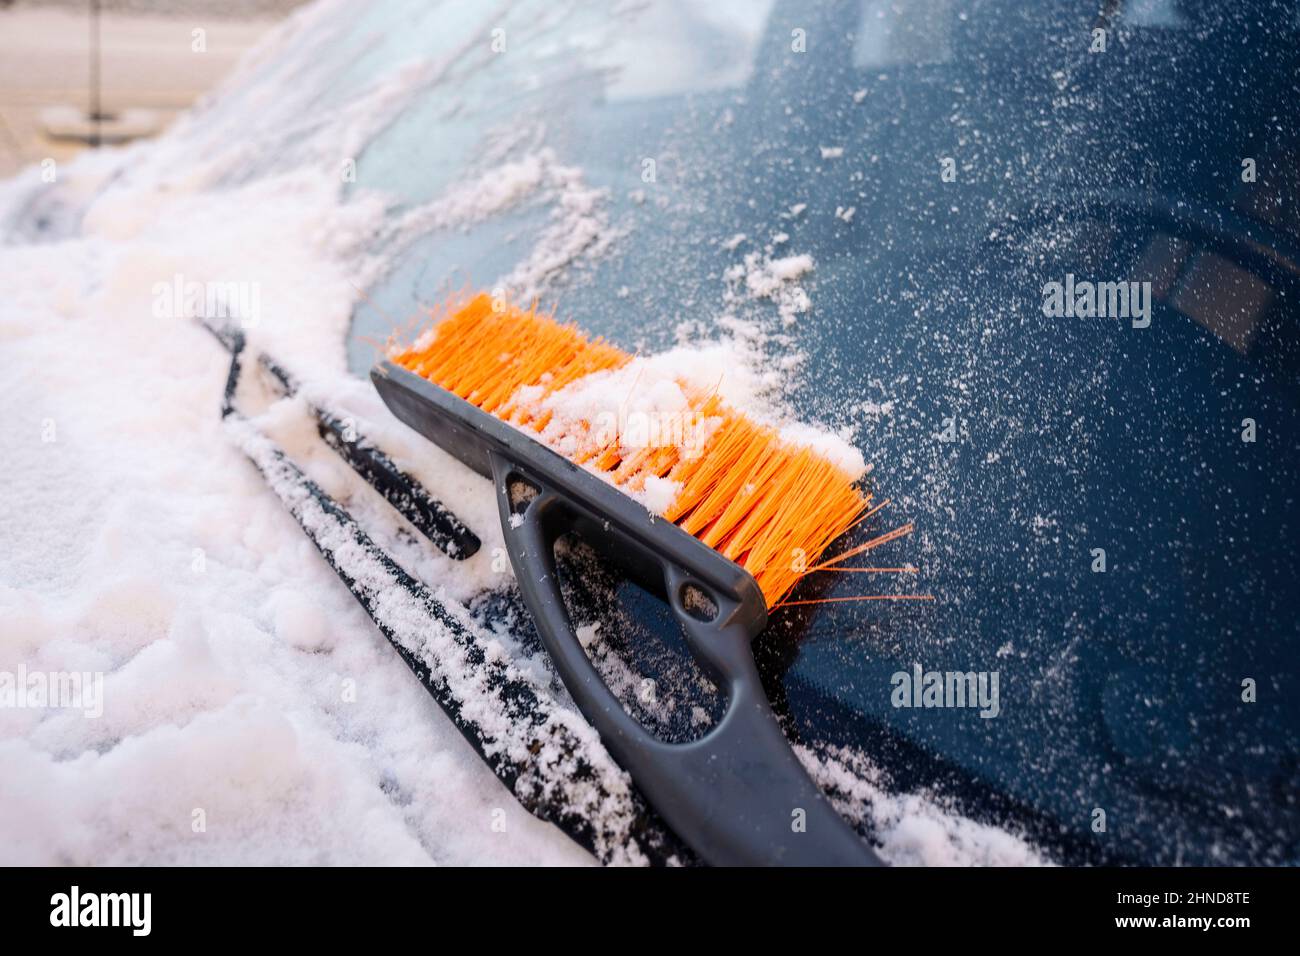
xmin=335 ymin=0 xmax=1300 ymax=864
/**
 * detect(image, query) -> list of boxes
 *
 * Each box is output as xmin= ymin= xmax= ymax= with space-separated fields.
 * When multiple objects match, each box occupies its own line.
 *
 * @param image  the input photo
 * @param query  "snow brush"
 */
xmin=372 ymin=292 xmax=909 ymax=866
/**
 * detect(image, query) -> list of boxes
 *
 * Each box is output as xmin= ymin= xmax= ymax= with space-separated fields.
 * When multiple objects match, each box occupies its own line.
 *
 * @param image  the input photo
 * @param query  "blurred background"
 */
xmin=0 ymin=0 xmax=308 ymax=177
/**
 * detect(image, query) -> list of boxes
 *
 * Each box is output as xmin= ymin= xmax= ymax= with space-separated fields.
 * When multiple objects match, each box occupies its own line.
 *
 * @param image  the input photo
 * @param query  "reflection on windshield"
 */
xmin=853 ymin=0 xmax=955 ymax=67
xmin=594 ymin=0 xmax=774 ymax=99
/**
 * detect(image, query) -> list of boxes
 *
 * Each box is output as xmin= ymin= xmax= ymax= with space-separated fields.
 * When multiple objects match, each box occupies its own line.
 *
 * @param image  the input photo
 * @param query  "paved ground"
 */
xmin=0 ymin=3 xmax=299 ymax=178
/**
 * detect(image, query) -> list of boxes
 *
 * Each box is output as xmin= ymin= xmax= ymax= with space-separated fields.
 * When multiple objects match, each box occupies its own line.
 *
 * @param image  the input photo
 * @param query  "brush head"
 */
xmin=389 ymin=292 xmax=872 ymax=608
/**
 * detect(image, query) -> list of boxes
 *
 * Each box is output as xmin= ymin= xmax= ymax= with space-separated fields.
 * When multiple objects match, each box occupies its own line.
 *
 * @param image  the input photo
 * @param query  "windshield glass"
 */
xmin=347 ymin=0 xmax=1300 ymax=864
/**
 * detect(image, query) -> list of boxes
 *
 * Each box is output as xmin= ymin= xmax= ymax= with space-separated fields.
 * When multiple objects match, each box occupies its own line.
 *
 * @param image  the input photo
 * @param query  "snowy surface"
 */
xmin=0 ymin=161 xmax=595 ymax=866
xmin=0 ymin=0 xmax=1048 ymax=865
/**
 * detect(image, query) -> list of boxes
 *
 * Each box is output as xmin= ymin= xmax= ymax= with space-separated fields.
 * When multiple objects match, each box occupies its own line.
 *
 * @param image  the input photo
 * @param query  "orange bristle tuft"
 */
xmin=390 ymin=292 xmax=903 ymax=608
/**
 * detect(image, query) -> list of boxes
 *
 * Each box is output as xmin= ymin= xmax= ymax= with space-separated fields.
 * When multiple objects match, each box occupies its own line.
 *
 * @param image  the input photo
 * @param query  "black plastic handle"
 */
xmin=489 ymin=450 xmax=881 ymax=866
xmin=371 ymin=361 xmax=881 ymax=866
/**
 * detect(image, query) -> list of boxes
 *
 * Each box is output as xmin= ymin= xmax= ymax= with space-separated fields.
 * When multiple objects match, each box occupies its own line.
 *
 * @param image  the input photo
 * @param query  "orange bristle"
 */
xmin=390 ymin=292 xmax=904 ymax=609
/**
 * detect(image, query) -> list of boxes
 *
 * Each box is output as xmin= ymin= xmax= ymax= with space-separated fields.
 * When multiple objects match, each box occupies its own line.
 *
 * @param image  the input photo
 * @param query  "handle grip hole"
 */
xmin=507 ymin=474 xmax=541 ymax=514
xmin=680 ymin=583 xmax=719 ymax=623
xmin=552 ymin=535 xmax=723 ymax=742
